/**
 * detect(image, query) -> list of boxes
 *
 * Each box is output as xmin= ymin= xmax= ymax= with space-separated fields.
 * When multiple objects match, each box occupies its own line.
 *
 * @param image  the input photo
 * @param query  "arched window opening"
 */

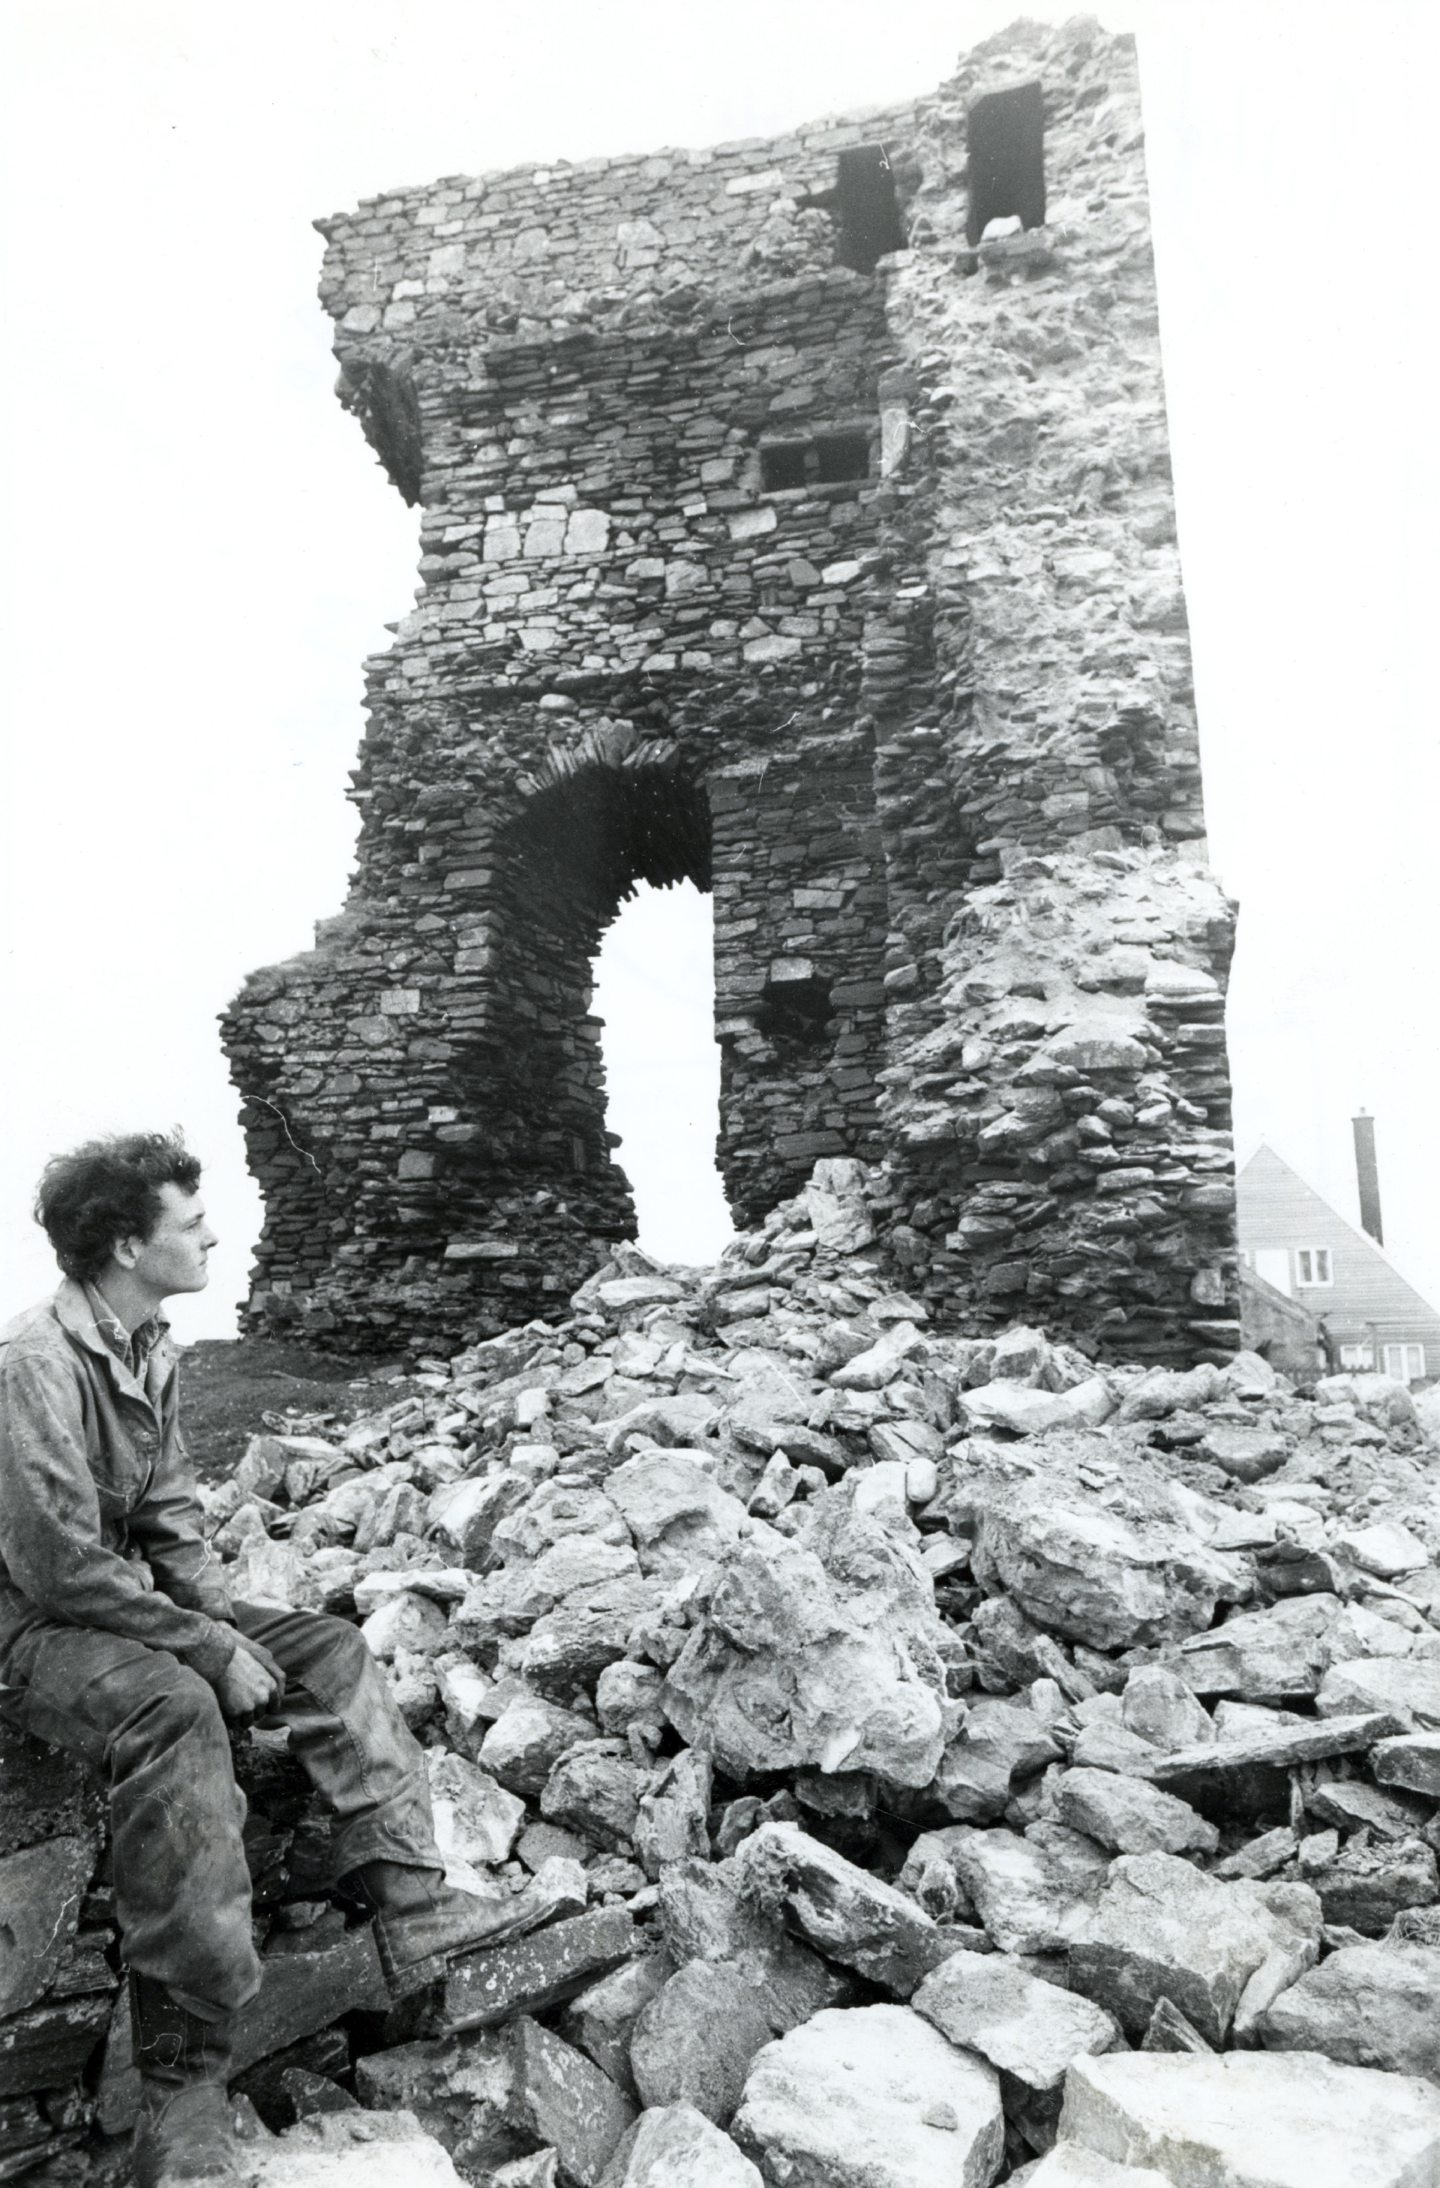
xmin=591 ymin=882 xmax=734 ymax=1266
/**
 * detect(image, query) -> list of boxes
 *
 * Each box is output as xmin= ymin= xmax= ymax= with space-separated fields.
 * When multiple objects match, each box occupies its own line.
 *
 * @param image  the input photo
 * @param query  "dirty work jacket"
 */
xmin=0 ymin=1280 xmax=237 ymax=1685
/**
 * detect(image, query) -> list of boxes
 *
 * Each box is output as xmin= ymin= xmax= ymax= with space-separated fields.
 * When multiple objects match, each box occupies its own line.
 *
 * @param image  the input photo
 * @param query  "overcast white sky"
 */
xmin=2 ymin=0 xmax=1437 ymax=1342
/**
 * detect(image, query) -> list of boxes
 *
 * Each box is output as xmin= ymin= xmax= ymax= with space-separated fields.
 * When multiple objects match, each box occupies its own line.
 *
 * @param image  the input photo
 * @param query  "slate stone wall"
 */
xmin=223 ymin=16 xmax=1240 ymax=1363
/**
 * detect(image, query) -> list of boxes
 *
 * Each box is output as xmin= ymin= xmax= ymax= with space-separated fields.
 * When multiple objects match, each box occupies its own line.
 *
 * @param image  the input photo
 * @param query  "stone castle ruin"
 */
xmin=223 ymin=15 xmax=1239 ymax=1363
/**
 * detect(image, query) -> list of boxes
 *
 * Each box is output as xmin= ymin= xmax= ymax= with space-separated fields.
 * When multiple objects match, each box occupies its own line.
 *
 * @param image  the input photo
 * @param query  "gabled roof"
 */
xmin=1237 ymin=1140 xmax=1440 ymax=1331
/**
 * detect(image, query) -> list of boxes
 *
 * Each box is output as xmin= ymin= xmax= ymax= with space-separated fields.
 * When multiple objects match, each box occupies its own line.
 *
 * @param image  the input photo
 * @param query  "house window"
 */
xmin=1382 ymin=1342 xmax=1426 ymax=1385
xmin=1294 ymin=1247 xmax=1332 ymax=1287
xmin=760 ymin=431 xmax=871 ymax=493
xmin=1339 ymin=1343 xmax=1375 ymax=1371
xmin=967 ymin=81 xmax=1046 ymax=246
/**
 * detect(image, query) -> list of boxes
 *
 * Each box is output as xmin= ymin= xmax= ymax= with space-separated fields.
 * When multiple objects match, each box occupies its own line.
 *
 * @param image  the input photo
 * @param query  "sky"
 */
xmin=1 ymin=0 xmax=1437 ymax=1343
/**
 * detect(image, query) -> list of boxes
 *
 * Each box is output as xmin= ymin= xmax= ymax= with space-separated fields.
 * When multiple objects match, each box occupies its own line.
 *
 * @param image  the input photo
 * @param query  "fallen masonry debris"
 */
xmin=2 ymin=1158 xmax=1437 ymax=2183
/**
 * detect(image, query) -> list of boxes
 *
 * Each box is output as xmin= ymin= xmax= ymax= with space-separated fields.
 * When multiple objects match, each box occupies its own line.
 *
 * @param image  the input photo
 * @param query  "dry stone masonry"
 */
xmin=223 ymin=16 xmax=1239 ymax=1364
xmin=4 ymin=1178 xmax=1439 ymax=2182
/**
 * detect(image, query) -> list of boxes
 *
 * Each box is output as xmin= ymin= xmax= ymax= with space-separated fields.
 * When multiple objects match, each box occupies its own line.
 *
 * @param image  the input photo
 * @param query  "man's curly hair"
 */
xmin=35 ymin=1131 xmax=202 ymax=1283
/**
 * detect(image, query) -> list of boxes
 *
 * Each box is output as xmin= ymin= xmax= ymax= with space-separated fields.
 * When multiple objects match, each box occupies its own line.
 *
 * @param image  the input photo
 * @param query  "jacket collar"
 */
xmin=54 ymin=1278 xmax=173 ymax=1398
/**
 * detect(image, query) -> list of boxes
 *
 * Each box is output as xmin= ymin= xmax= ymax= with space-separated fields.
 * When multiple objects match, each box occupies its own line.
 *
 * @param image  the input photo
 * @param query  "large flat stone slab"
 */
xmin=732 ymin=1822 xmax=953 ymax=1996
xmin=1257 ymin=1941 xmax=1440 ymax=2081
xmin=732 ymin=2003 xmax=1004 ymax=2188
xmin=912 ymin=1950 xmax=1120 ymax=2093
xmin=248 ymin=2107 xmax=463 ymax=2186
xmin=1060 ymin=2048 xmax=1440 ymax=2187
xmin=1148 ymin=1711 xmax=1400 ymax=1819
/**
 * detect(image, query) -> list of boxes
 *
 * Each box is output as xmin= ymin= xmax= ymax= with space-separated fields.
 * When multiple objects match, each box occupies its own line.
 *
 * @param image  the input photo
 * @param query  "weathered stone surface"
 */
xmin=1318 ymin=1658 xmax=1440 ymax=1732
xmin=0 ymin=1837 xmax=94 ymax=2017
xmin=1173 ymin=1595 xmax=1343 ymax=1701
xmin=0 ymin=1994 xmax=111 ymax=2100
xmin=662 ymin=1509 xmax=947 ymax=1790
xmin=355 ymin=2028 xmax=529 ymax=2177
xmin=629 ymin=1960 xmax=773 ymax=2125
xmin=249 ymin=2107 xmax=465 ymax=2186
xmin=436 ymin=1908 xmax=635 ymax=2035
xmin=603 ymin=1454 xmax=746 ymax=1579
xmin=732 ymin=2004 xmax=1004 ymax=2188
xmin=1021 ymin=2150 xmax=1170 ymax=2188
xmin=1149 ymin=1711 xmax=1401 ymax=1818
xmin=1120 ymin=1665 xmax=1214 ymax=1752
xmin=732 ymin=1822 xmax=953 ymax=1996
xmin=950 ymin=1826 xmax=1109 ymax=1956
xmin=971 ymin=1474 xmax=1241 ymax=1651
xmin=599 ymin=2101 xmax=762 ymax=2187
xmin=1053 ymin=1767 xmax=1218 ymax=1857
xmin=1257 ymin=1942 xmax=1440 ymax=2081
xmin=1060 ymin=2048 xmax=1440 ymax=2188
xmin=656 ymin=1857 xmax=851 ymax=2033
xmin=505 ymin=2017 xmax=637 ymax=2188
xmin=540 ymin=1745 xmax=641 ymax=1851
xmin=427 ymin=1749 xmax=526 ymax=1870
xmin=1068 ymin=1852 xmax=1322 ymax=2046
xmin=1313 ymin=1837 xmax=1438 ymax=1936
xmin=932 ymin=1699 xmax=1064 ymax=1823
xmin=634 ymin=1750 xmax=711 ymax=1879
xmin=1372 ymin=1732 xmax=1440 ymax=1800
xmin=559 ymin=1954 xmax=669 ymax=2094
xmin=913 ymin=1950 xmax=1120 ymax=2093
xmin=479 ymin=1695 xmax=596 ymax=1797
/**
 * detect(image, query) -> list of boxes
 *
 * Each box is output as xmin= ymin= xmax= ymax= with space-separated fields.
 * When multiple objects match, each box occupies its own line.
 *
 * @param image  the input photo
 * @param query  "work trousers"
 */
xmin=0 ymin=1602 xmax=439 ymax=2018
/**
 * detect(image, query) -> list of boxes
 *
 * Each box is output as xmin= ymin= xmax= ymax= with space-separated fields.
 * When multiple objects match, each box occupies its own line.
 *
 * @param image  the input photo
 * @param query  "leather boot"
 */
xmin=348 ymin=1859 xmax=526 ymax=1997
xmin=129 ymin=1972 xmax=248 ymax=2188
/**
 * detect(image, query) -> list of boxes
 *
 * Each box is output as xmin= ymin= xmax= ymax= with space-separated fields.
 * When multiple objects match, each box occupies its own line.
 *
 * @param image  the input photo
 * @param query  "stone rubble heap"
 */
xmin=3 ymin=1158 xmax=1440 ymax=2186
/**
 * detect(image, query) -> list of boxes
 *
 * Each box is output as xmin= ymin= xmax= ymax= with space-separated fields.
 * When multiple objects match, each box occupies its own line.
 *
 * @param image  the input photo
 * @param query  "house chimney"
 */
xmin=1352 ymin=1110 xmax=1384 ymax=1245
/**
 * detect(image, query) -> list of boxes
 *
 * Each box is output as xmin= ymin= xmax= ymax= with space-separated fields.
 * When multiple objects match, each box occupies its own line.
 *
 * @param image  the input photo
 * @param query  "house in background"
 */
xmin=1236 ymin=1126 xmax=1440 ymax=1386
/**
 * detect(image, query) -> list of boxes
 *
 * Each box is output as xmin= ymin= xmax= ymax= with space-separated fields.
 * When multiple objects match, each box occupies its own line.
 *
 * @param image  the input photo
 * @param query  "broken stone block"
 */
xmin=1148 ymin=1710 xmax=1401 ymax=1820
xmin=1060 ymin=2048 xmax=1440 ymax=2188
xmin=435 ymin=1907 xmax=634 ymax=2036
xmin=1313 ymin=1836 xmax=1439 ymax=1936
xmin=633 ymin=1750 xmax=711 ymax=1878
xmin=599 ymin=2100 xmax=762 ymax=2186
xmin=594 ymin=1661 xmax=664 ymax=1739
xmin=1172 ymin=1594 xmax=1342 ymax=1701
xmin=514 ymin=1575 xmax=664 ymax=1696
xmin=732 ymin=1822 xmax=954 ymax=1996
xmin=355 ymin=2028 xmax=531 ymax=2177
xmin=1120 ymin=1664 xmax=1213 ymax=1750
xmin=1020 ymin=2149 xmax=1170 ymax=2188
xmin=662 ymin=1516 xmax=947 ymax=1790
xmin=1196 ymin=1424 xmax=1288 ymax=1481
xmin=970 ymin=1471 xmax=1242 ymax=1651
xmin=426 ymin=1750 xmax=526 ymax=1869
xmin=540 ymin=1745 xmax=640 ymax=1851
xmin=558 ymin=1953 xmax=669 ymax=2093
xmin=959 ymin=1385 xmax=1078 ymax=1436
xmin=1140 ymin=1995 xmax=1213 ymax=2052
xmin=0 ymin=1837 xmax=95 ymax=2016
xmin=360 ymin=1589 xmax=450 ymax=1661
xmin=1069 ymin=1721 xmax=1161 ymax=1777
xmin=912 ymin=1950 xmax=1120 ymax=2093
xmin=1373 ymin=1731 xmax=1440 ymax=1800
xmin=0 ymin=1993 xmax=111 ymax=2100
xmin=830 ymin=1321 xmax=925 ymax=1391
xmin=1318 ymin=1657 xmax=1440 ymax=1731
xmin=732 ymin=2004 xmax=1004 ymax=2188
xmin=950 ymin=1826 xmax=1108 ymax=1956
xmin=932 ymin=1700 xmax=1064 ymax=1823
xmin=1337 ymin=1520 xmax=1431 ymax=1576
xmin=629 ymin=1960 xmax=773 ymax=2125
xmin=1257 ymin=1940 xmax=1440 ymax=2081
xmin=504 ymin=2017 xmax=636 ymax=2188
xmin=656 ymin=1857 xmax=850 ymax=2032
xmin=479 ymin=1694 xmax=595 ymax=1798
xmin=249 ymin=2105 xmax=465 ymax=2186
xmin=1306 ymin=1777 xmax=1431 ymax=1841
xmin=1052 ymin=1767 xmax=1218 ymax=1857
xmin=603 ymin=1453 xmax=746 ymax=1579
xmin=1068 ymin=1851 xmax=1322 ymax=2046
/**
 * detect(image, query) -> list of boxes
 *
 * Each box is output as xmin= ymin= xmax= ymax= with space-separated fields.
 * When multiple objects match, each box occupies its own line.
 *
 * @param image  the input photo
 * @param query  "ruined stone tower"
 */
xmin=223 ymin=16 xmax=1240 ymax=1361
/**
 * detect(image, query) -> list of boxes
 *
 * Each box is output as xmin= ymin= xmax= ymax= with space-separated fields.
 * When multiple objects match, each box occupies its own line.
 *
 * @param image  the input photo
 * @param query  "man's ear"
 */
xmin=111 ymin=1233 xmax=142 ymax=1271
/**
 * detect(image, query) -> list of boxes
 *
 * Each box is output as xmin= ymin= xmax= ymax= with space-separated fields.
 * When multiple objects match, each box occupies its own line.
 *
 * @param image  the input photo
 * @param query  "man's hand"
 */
xmin=214 ymin=1634 xmax=286 ymax=1720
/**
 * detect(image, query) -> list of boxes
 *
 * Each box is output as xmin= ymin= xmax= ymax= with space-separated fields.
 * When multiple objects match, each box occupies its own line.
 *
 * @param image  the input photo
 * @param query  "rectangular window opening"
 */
xmin=1382 ymin=1342 xmax=1426 ymax=1385
xmin=967 ymin=80 xmax=1046 ymax=246
xmin=1294 ymin=1246 xmax=1333 ymax=1287
xmin=760 ymin=431 xmax=871 ymax=494
xmin=834 ymin=144 xmax=907 ymax=273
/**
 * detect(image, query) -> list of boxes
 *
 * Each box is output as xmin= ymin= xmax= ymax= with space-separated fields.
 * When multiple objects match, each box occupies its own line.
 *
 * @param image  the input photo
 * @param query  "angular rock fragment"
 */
xmin=435 ymin=1907 xmax=633 ymax=2035
xmin=932 ymin=1699 xmax=1064 ymax=1823
xmin=1372 ymin=1731 xmax=1440 ymax=1800
xmin=947 ymin=1825 xmax=1109 ymax=1956
xmin=732 ymin=2004 xmax=1004 ymax=2188
xmin=599 ymin=2101 xmax=762 ymax=2186
xmin=1318 ymin=1657 xmax=1440 ymax=1732
xmin=656 ymin=1857 xmax=850 ymax=2032
xmin=629 ymin=1960 xmax=773 ymax=2125
xmin=0 ymin=1837 xmax=94 ymax=2017
xmin=1021 ymin=2150 xmax=1170 ymax=2188
xmin=1060 ymin=2048 xmax=1440 ymax=2188
xmin=1173 ymin=1594 xmax=1342 ymax=1701
xmin=1120 ymin=1664 xmax=1213 ymax=1751
xmin=356 ymin=2028 xmax=530 ymax=2177
xmin=1068 ymin=1852 xmax=1322 ymax=2046
xmin=504 ymin=2017 xmax=636 ymax=2188
xmin=1052 ymin=1766 xmax=1218 ymax=1856
xmin=603 ymin=1454 xmax=746 ymax=1579
xmin=559 ymin=1954 xmax=670 ymax=2094
xmin=1148 ymin=1710 xmax=1401 ymax=1819
xmin=540 ymin=1745 xmax=640 ymax=1851
xmin=733 ymin=1821 xmax=957 ymax=1995
xmin=634 ymin=1750 xmax=711 ymax=1878
xmin=479 ymin=1695 xmax=596 ymax=1798
xmin=249 ymin=2106 xmax=465 ymax=2186
xmin=1312 ymin=1836 xmax=1438 ymax=1936
xmin=1257 ymin=1941 xmax=1440 ymax=2081
xmin=912 ymin=1950 xmax=1120 ymax=2092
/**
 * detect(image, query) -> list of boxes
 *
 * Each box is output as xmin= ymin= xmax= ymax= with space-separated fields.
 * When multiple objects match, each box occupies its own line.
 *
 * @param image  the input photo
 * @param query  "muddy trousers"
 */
xmin=0 ymin=1602 xmax=439 ymax=2019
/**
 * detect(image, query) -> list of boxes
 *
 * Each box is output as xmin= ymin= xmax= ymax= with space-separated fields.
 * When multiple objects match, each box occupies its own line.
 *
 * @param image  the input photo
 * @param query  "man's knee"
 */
xmin=305 ymin=1610 xmax=374 ymax=1685
xmin=119 ymin=1656 xmax=226 ymax=1749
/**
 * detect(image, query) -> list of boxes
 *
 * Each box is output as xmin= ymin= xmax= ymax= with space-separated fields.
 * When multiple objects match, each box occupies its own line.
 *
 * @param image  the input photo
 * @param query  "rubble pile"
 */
xmin=3 ymin=1159 xmax=1440 ymax=2185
